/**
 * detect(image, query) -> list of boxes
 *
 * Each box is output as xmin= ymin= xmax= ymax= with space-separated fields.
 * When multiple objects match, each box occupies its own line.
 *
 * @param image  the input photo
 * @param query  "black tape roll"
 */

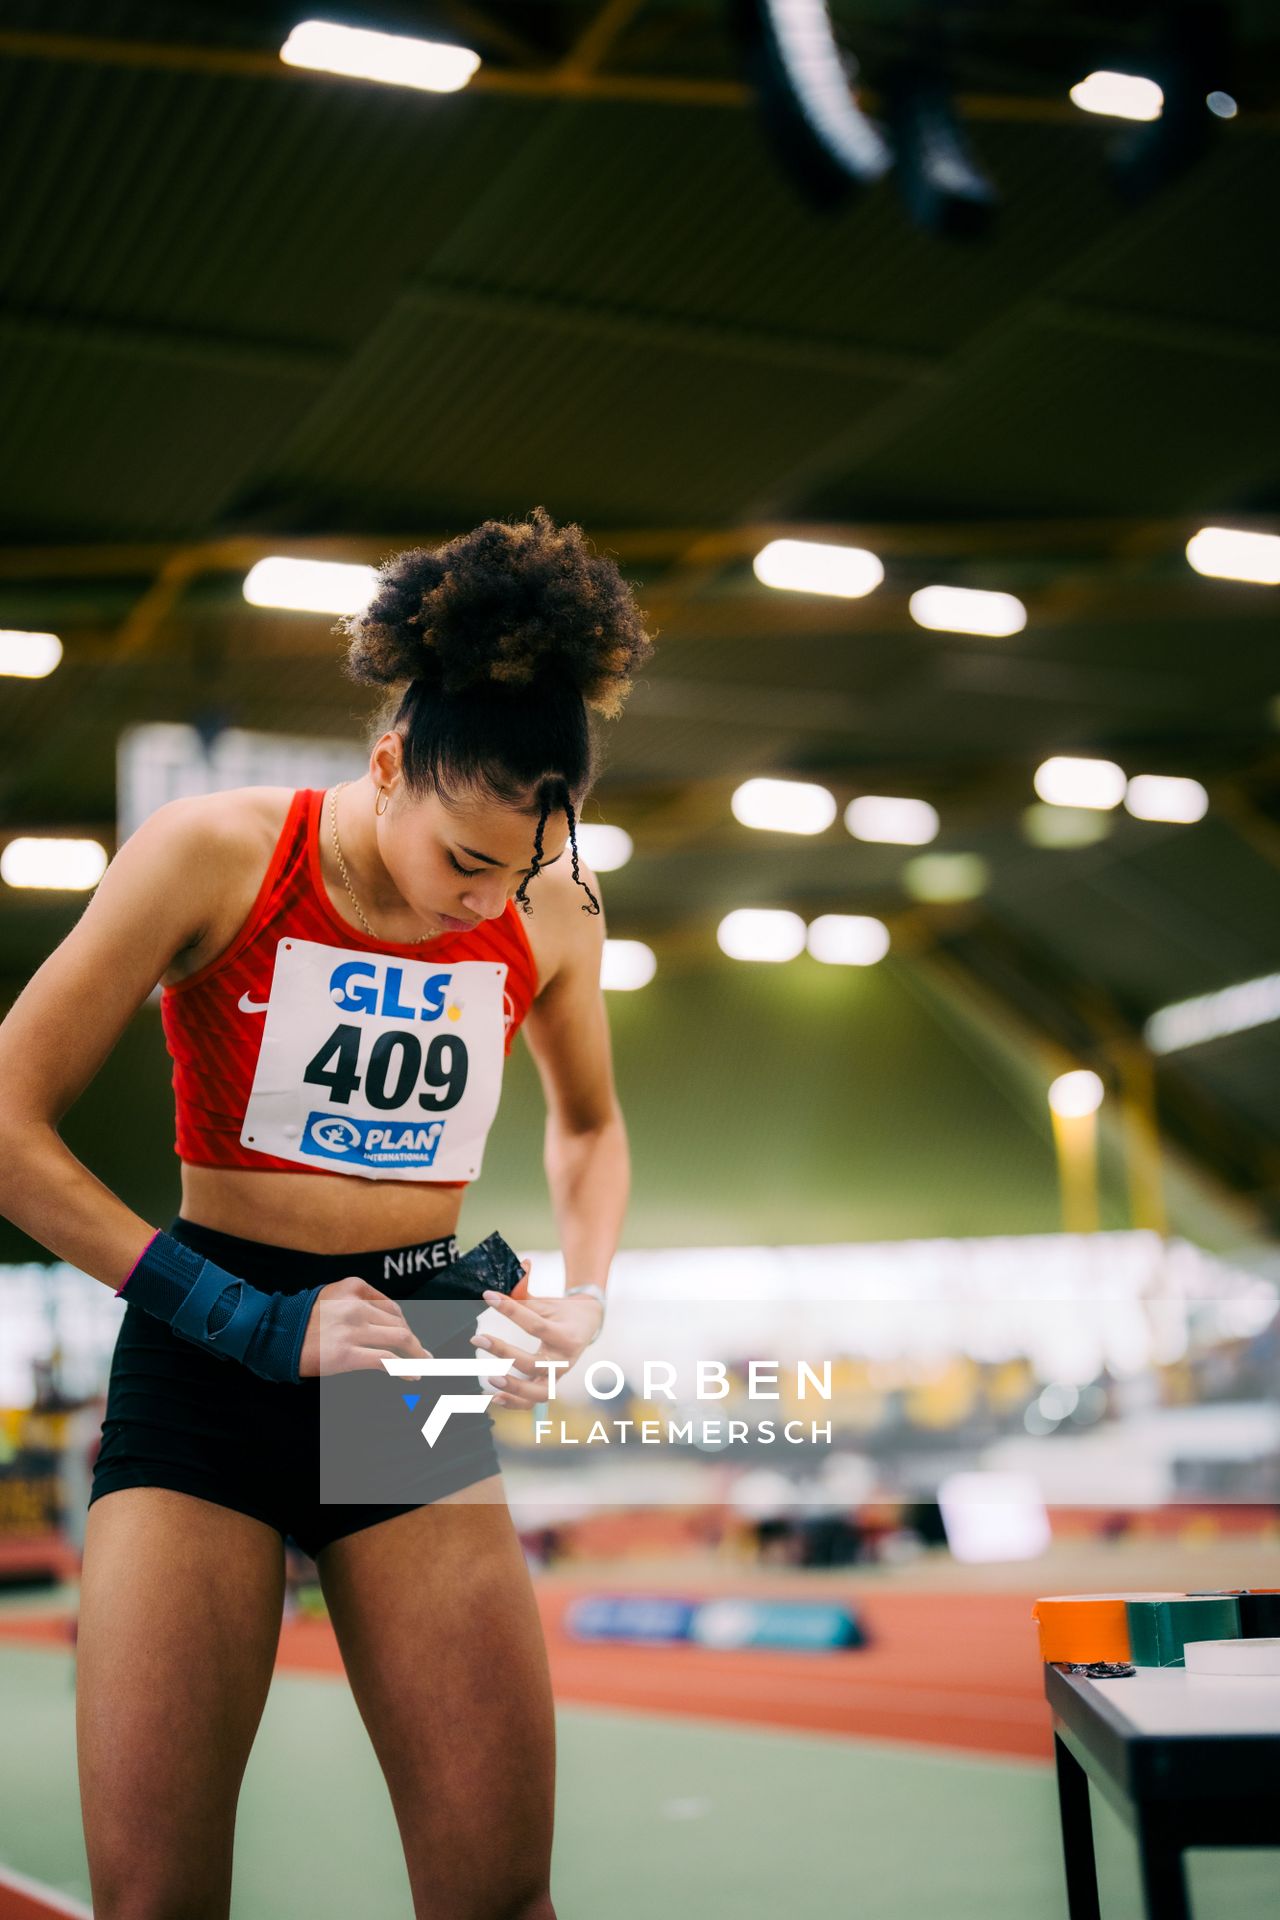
xmin=403 ymin=1231 xmax=527 ymax=1350
xmin=1238 ymin=1592 xmax=1280 ymax=1637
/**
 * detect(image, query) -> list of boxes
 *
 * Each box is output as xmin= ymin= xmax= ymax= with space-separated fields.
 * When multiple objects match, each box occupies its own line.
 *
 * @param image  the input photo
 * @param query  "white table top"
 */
xmin=1085 ymin=1667 xmax=1280 ymax=1737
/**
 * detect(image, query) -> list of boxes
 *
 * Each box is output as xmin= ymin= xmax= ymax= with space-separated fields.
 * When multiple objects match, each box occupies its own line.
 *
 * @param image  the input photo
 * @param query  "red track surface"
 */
xmin=0 ymin=1865 xmax=90 ymax=1919
xmin=535 ymin=1585 xmax=1052 ymax=1761
xmin=0 ymin=1892 xmax=68 ymax=1920
xmin=0 ymin=1584 xmax=1052 ymax=1762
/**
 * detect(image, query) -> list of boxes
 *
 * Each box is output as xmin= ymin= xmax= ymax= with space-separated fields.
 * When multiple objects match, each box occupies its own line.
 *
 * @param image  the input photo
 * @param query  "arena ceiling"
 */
xmin=0 ymin=2 xmax=1277 ymax=1226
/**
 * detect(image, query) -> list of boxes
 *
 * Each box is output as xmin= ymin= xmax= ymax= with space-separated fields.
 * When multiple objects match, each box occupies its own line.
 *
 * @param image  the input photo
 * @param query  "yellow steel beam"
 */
xmin=0 ymin=514 xmax=1272 ymax=660
xmin=436 ymin=2 xmax=546 ymax=70
xmin=0 ymin=514 xmax=1237 ymax=581
xmin=8 ymin=30 xmax=1269 ymax=125
xmin=555 ymin=0 xmax=650 ymax=80
xmin=906 ymin=942 xmax=1266 ymax=1237
xmin=0 ymin=28 xmax=746 ymax=103
xmin=1211 ymin=775 xmax=1280 ymax=877
xmin=1051 ymin=1107 xmax=1101 ymax=1233
xmin=113 ymin=546 xmax=215 ymax=658
xmin=1113 ymin=1041 xmax=1169 ymax=1235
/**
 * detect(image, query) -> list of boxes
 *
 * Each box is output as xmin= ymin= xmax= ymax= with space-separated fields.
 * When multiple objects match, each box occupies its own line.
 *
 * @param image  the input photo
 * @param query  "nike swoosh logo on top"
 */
xmin=237 ymin=991 xmax=270 ymax=1014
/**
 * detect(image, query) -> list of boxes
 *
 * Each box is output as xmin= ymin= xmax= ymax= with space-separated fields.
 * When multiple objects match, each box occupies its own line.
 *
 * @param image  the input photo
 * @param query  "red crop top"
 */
xmin=162 ymin=788 xmax=539 ymax=1187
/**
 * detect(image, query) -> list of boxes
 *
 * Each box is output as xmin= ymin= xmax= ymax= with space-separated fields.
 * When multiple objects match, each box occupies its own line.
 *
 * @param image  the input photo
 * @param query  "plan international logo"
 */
xmin=302 ymin=1110 xmax=446 ymax=1167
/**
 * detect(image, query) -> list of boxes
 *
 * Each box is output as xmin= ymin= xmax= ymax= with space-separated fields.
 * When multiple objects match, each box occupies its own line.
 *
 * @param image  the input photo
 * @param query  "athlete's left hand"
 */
xmin=471 ymin=1267 xmax=604 ymax=1409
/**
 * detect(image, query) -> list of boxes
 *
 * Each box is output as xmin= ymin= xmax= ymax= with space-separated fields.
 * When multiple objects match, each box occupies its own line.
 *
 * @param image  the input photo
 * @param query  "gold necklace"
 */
xmin=328 ymin=783 xmax=437 ymax=944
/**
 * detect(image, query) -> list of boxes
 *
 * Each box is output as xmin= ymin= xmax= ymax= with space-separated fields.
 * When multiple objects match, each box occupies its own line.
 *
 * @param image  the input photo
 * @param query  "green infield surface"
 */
xmin=3 ymin=1642 xmax=1280 ymax=1918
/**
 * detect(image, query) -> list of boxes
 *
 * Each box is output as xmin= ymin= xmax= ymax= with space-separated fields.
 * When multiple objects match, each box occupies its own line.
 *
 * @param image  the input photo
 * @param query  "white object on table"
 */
xmin=1184 ymin=1637 xmax=1280 ymax=1677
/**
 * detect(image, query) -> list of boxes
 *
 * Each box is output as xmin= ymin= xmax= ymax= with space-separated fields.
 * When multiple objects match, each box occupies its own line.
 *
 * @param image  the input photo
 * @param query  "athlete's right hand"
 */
xmin=297 ymin=1276 xmax=433 ymax=1378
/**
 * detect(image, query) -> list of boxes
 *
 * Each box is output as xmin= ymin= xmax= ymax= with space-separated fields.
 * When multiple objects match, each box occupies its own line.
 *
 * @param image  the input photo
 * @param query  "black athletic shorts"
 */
xmin=90 ymin=1217 xmax=502 ymax=1560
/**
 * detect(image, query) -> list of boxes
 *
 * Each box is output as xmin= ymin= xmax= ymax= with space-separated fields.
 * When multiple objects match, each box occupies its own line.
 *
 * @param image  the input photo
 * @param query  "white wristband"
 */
xmin=564 ymin=1284 xmax=606 ymax=1343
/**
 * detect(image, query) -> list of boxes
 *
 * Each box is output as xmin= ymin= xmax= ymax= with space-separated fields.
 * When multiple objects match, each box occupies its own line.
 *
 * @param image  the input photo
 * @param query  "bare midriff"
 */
xmin=180 ymin=1163 xmax=466 ymax=1256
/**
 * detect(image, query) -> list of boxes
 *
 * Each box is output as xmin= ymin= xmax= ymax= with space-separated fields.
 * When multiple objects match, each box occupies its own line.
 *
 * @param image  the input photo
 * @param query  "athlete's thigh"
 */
xmin=77 ymin=1487 xmax=286 ymax=1920
xmin=317 ymin=1484 xmax=556 ymax=1920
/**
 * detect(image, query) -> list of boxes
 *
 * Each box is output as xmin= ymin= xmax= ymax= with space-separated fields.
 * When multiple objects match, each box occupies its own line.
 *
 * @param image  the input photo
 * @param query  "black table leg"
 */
xmin=1054 ymin=1732 xmax=1102 ymax=1920
xmin=1136 ymin=1810 xmax=1191 ymax=1920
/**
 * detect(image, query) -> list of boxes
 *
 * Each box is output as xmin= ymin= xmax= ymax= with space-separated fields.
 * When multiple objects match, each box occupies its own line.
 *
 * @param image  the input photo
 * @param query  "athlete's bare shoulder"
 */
xmin=135 ymin=786 xmax=297 ymax=980
xmin=524 ymin=846 xmax=606 ymax=994
xmin=139 ymin=786 xmax=294 ymax=865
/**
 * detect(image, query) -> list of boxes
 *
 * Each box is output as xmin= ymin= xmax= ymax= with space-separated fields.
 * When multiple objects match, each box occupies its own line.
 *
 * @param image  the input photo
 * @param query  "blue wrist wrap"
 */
xmin=124 ymin=1232 xmax=321 ymax=1384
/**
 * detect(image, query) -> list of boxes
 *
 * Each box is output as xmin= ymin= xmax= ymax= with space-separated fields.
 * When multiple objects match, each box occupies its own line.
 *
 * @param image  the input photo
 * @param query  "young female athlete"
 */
xmin=0 ymin=506 xmax=653 ymax=1920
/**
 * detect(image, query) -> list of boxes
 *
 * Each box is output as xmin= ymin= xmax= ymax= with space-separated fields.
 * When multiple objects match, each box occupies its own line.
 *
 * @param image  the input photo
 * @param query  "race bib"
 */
xmin=241 ymin=937 xmax=507 ymax=1182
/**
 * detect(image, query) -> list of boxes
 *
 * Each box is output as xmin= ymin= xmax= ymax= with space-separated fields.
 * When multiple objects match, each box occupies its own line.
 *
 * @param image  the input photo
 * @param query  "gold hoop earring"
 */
xmin=375 ymin=787 xmax=389 ymax=816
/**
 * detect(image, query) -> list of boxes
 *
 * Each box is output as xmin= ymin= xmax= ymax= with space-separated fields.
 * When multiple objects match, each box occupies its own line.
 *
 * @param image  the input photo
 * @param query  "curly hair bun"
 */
xmin=341 ymin=506 xmax=653 ymax=722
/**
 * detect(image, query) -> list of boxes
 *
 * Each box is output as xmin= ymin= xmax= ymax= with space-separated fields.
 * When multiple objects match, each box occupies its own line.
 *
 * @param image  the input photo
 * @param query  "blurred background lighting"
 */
xmin=907 ymin=586 xmax=1026 ymax=636
xmin=1206 ymin=92 xmax=1238 ymax=119
xmin=731 ymin=777 xmax=837 ymax=835
xmin=752 ymin=538 xmax=884 ymax=598
xmin=1 ymin=837 xmax=108 ymax=891
xmin=806 ymin=914 xmax=890 ymax=966
xmin=1125 ymin=774 xmax=1209 ymax=823
xmin=1037 ymin=1383 xmax=1080 ymax=1422
xmin=1146 ymin=971 xmax=1280 ymax=1054
xmin=901 ymin=852 xmax=988 ymax=904
xmin=731 ymin=0 xmax=892 ymax=211
xmin=845 ymin=795 xmax=939 ymax=845
xmin=1069 ymin=71 xmax=1164 ymax=121
xmin=574 ymin=824 xmax=634 ymax=871
xmin=0 ymin=630 xmax=62 ymax=679
xmin=243 ymin=557 xmax=378 ymax=615
xmin=936 ymin=1471 xmax=1052 ymax=1564
xmin=1072 ymin=1383 xmax=1108 ymax=1426
xmin=1021 ymin=803 xmax=1111 ymax=850
xmin=1186 ymin=526 xmax=1280 ymax=584
xmin=1048 ymin=1070 xmax=1104 ymax=1118
xmin=600 ymin=940 xmax=656 ymax=991
xmin=1033 ymin=755 xmax=1126 ymax=809
xmin=716 ymin=908 xmax=807 ymax=962
xmin=280 ymin=21 xmax=481 ymax=92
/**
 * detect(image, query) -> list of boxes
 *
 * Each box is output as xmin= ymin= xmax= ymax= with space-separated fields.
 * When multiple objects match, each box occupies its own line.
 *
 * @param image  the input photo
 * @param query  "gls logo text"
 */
xmin=328 ymin=960 xmax=455 ymax=1022
xmin=381 ymin=1356 xmax=515 ymax=1446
